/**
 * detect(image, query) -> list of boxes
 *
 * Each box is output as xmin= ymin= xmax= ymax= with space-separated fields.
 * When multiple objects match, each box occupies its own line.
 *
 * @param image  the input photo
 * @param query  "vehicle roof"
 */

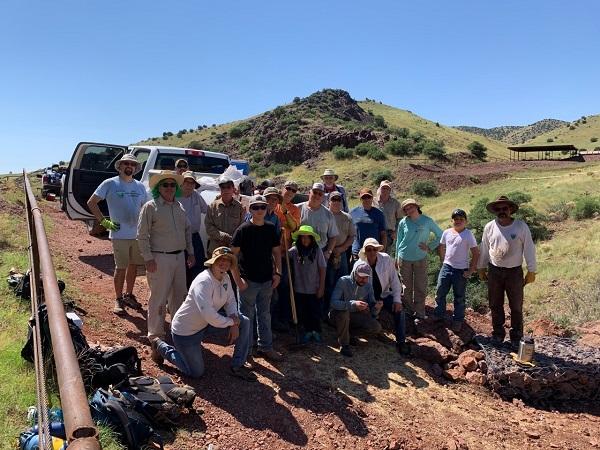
xmin=130 ymin=145 xmax=229 ymax=159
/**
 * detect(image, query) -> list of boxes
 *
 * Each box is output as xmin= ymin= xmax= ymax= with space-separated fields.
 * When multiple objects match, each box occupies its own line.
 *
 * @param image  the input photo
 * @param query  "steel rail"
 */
xmin=23 ymin=172 xmax=102 ymax=449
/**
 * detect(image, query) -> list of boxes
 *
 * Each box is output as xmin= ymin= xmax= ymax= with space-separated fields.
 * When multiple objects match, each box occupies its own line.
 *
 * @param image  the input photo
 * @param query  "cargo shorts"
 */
xmin=112 ymin=239 xmax=145 ymax=269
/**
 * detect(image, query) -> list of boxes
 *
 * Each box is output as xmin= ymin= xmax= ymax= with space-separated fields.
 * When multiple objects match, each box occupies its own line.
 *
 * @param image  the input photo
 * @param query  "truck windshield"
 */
xmin=154 ymin=153 xmax=229 ymax=174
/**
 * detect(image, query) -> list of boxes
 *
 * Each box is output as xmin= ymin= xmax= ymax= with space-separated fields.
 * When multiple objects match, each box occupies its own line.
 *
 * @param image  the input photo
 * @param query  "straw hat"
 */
xmin=114 ymin=154 xmax=142 ymax=174
xmin=401 ymin=198 xmax=421 ymax=210
xmin=204 ymin=246 xmax=237 ymax=269
xmin=358 ymin=238 xmax=385 ymax=260
xmin=148 ymin=170 xmax=184 ymax=189
xmin=181 ymin=171 xmax=200 ymax=188
xmin=321 ymin=169 xmax=339 ymax=181
xmin=291 ymin=225 xmax=321 ymax=243
xmin=486 ymin=196 xmax=518 ymax=214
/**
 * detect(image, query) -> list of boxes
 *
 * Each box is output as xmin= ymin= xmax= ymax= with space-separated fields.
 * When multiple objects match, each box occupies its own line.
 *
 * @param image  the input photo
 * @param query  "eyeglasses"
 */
xmin=330 ymin=197 xmax=342 ymax=202
xmin=250 ymin=204 xmax=267 ymax=211
xmin=160 ymin=182 xmax=177 ymax=188
xmin=285 ymin=186 xmax=297 ymax=193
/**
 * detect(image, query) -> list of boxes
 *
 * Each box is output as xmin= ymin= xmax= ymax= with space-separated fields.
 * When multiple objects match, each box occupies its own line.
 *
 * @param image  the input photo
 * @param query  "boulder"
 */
xmin=465 ymin=371 xmax=487 ymax=386
xmin=443 ymin=366 xmax=466 ymax=382
xmin=457 ymin=354 xmax=478 ymax=372
xmin=412 ymin=338 xmax=454 ymax=364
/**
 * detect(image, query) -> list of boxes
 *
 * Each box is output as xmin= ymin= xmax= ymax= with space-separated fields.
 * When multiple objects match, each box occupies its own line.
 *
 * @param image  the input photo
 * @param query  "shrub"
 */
xmin=372 ymin=169 xmax=393 ymax=185
xmin=293 ymin=96 xmax=301 ymax=103
xmin=505 ymin=191 xmax=532 ymax=206
xmin=411 ymin=180 xmax=439 ymax=197
xmin=373 ymin=115 xmax=387 ymax=128
xmin=269 ymin=163 xmax=292 ymax=175
xmin=389 ymin=127 xmax=410 ymax=138
xmin=332 ymin=145 xmax=354 ymax=160
xmin=468 ymin=141 xmax=488 ymax=160
xmin=573 ymin=197 xmax=600 ymax=220
xmin=591 ymin=137 xmax=598 ymax=143
xmin=162 ymin=135 xmax=168 ymax=140
xmin=354 ymin=142 xmax=377 ymax=156
xmin=367 ymin=147 xmax=387 ymax=161
xmin=422 ymin=140 xmax=447 ymax=161
xmin=547 ymin=200 xmax=574 ymax=222
xmin=469 ymin=175 xmax=481 ymax=184
xmin=229 ymin=126 xmax=244 ymax=138
xmin=385 ymin=138 xmax=413 ymax=157
xmin=547 ymin=138 xmax=554 ymax=143
xmin=569 ymin=125 xmax=576 ymax=130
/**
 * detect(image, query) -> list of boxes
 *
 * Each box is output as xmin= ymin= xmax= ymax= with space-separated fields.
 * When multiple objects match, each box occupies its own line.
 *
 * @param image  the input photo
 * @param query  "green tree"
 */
xmin=468 ymin=141 xmax=488 ymax=160
xmin=385 ymin=138 xmax=413 ymax=157
xmin=422 ymin=140 xmax=447 ymax=161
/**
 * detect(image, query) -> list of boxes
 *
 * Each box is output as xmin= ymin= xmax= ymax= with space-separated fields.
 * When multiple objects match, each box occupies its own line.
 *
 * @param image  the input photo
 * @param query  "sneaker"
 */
xmin=376 ymin=333 xmax=394 ymax=344
xmin=122 ymin=293 xmax=142 ymax=310
xmin=256 ymin=349 xmax=284 ymax=362
xmin=397 ymin=342 xmax=412 ymax=357
xmin=312 ymin=332 xmax=323 ymax=343
xmin=230 ymin=366 xmax=258 ymax=382
xmin=244 ymin=355 xmax=256 ymax=369
xmin=150 ymin=338 xmax=164 ymax=365
xmin=113 ymin=297 xmax=125 ymax=315
xmin=340 ymin=345 xmax=353 ymax=357
xmin=451 ymin=321 xmax=463 ymax=333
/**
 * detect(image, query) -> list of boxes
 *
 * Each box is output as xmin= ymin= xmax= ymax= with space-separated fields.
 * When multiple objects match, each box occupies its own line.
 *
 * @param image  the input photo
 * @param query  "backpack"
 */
xmin=80 ymin=346 xmax=142 ymax=390
xmin=90 ymin=388 xmax=164 ymax=450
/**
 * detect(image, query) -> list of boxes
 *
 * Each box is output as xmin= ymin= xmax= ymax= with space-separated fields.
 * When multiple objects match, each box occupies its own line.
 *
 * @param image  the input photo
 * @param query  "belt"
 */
xmin=152 ymin=250 xmax=183 ymax=255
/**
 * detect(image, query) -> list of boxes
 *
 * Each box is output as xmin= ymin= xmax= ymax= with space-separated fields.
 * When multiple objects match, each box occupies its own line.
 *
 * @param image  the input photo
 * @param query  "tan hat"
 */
xmin=486 ymin=195 xmax=518 ymax=214
xmin=114 ymin=154 xmax=142 ymax=174
xmin=311 ymin=182 xmax=325 ymax=192
xmin=358 ymin=238 xmax=385 ymax=260
xmin=249 ymin=195 xmax=268 ymax=206
xmin=263 ymin=186 xmax=283 ymax=202
xmin=321 ymin=169 xmax=339 ymax=181
xmin=359 ymin=188 xmax=374 ymax=199
xmin=204 ymin=246 xmax=237 ymax=269
xmin=401 ymin=198 xmax=421 ymax=210
xmin=181 ymin=171 xmax=200 ymax=188
xmin=379 ymin=180 xmax=392 ymax=189
xmin=329 ymin=190 xmax=343 ymax=199
xmin=283 ymin=180 xmax=299 ymax=191
xmin=149 ymin=170 xmax=184 ymax=189
xmin=175 ymin=158 xmax=189 ymax=169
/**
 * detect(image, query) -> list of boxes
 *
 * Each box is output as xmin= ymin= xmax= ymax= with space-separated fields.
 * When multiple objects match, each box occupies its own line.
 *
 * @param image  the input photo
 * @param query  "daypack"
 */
xmin=90 ymin=388 xmax=164 ymax=450
xmin=19 ymin=422 xmax=67 ymax=450
xmin=79 ymin=346 xmax=143 ymax=390
xmin=10 ymin=270 xmax=66 ymax=301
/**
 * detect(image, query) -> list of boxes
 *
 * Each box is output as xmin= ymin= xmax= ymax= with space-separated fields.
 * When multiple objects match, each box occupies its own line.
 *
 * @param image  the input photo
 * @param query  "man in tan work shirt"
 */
xmin=205 ymin=175 xmax=245 ymax=254
xmin=137 ymin=170 xmax=194 ymax=341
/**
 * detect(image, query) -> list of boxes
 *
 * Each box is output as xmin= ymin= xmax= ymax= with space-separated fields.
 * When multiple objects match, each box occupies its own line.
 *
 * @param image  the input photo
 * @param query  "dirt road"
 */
xmin=44 ymin=201 xmax=600 ymax=450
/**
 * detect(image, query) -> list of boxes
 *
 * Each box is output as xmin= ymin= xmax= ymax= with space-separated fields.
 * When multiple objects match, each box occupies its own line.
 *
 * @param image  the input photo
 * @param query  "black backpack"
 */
xmin=78 ymin=345 xmax=142 ymax=390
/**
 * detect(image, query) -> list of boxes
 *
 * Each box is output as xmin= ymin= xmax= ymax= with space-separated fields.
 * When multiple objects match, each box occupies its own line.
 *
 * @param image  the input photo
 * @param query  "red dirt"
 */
xmin=42 ymin=200 xmax=600 ymax=450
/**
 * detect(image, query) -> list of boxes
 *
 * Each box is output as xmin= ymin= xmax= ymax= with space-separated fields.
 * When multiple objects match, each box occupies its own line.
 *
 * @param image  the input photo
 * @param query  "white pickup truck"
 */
xmin=62 ymin=142 xmax=232 ymax=238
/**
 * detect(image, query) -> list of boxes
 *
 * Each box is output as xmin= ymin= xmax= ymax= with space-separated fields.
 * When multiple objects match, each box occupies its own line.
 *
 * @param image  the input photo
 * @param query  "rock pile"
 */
xmin=443 ymin=349 xmax=487 ymax=385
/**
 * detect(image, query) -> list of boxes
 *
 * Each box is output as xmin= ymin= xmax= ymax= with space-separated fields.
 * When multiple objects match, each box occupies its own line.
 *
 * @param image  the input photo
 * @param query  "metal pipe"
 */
xmin=23 ymin=174 xmax=101 ymax=449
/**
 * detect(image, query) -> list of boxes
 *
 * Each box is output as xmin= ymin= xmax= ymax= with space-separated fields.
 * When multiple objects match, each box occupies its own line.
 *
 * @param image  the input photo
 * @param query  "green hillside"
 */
xmin=358 ymin=101 xmax=509 ymax=158
xmin=526 ymin=114 xmax=600 ymax=150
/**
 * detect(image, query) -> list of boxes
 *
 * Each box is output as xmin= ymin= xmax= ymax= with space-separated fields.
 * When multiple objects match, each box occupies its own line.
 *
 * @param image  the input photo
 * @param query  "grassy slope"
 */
xmin=526 ymin=114 xmax=600 ymax=149
xmin=358 ymin=102 xmax=509 ymax=158
xmin=421 ymin=161 xmax=600 ymax=327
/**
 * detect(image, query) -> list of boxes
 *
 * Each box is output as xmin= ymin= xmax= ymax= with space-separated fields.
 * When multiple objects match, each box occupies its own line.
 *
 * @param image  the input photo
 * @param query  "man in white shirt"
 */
xmin=478 ymin=196 xmax=537 ymax=346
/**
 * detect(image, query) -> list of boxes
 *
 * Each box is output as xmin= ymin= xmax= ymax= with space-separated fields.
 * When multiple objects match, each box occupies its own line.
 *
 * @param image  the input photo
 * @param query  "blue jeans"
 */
xmin=382 ymin=295 xmax=406 ymax=344
xmin=239 ymin=280 xmax=274 ymax=355
xmin=434 ymin=263 xmax=467 ymax=322
xmin=157 ymin=314 xmax=251 ymax=378
xmin=324 ymin=253 xmax=349 ymax=315
xmin=185 ymin=232 xmax=206 ymax=288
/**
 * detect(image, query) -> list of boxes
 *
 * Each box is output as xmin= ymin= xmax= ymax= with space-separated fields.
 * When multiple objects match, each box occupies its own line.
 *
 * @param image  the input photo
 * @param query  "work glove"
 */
xmin=100 ymin=218 xmax=120 ymax=231
xmin=478 ymin=268 xmax=488 ymax=282
xmin=524 ymin=271 xmax=536 ymax=285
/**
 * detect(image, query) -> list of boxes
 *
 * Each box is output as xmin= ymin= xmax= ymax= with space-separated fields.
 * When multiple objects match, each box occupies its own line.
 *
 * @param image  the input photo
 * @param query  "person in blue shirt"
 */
xmin=350 ymin=188 xmax=387 ymax=258
xmin=395 ymin=198 xmax=443 ymax=323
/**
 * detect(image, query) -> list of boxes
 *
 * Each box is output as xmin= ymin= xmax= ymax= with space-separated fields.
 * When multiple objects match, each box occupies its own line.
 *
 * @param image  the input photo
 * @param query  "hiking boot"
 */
xmin=451 ymin=321 xmax=463 ymax=333
xmin=122 ymin=293 xmax=142 ymax=310
xmin=376 ymin=333 xmax=394 ymax=344
xmin=349 ymin=336 xmax=360 ymax=346
xmin=150 ymin=338 xmax=164 ymax=365
xmin=340 ymin=345 xmax=353 ymax=357
xmin=230 ymin=366 xmax=258 ymax=382
xmin=397 ymin=342 xmax=412 ymax=357
xmin=256 ymin=349 xmax=284 ymax=362
xmin=113 ymin=297 xmax=125 ymax=315
xmin=244 ymin=355 xmax=256 ymax=369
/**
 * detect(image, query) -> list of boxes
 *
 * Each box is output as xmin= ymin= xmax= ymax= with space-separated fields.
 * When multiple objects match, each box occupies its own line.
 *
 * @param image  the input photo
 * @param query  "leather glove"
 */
xmin=101 ymin=218 xmax=120 ymax=231
xmin=524 ymin=271 xmax=536 ymax=285
xmin=478 ymin=268 xmax=488 ymax=282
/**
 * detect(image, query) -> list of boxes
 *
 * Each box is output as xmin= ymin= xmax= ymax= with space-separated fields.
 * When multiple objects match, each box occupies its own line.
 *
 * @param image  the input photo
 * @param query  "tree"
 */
xmin=422 ymin=140 xmax=447 ymax=161
xmin=468 ymin=141 xmax=488 ymax=160
xmin=385 ymin=138 xmax=413 ymax=157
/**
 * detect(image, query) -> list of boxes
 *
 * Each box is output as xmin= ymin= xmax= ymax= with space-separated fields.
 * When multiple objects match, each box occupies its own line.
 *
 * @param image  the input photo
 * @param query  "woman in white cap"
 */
xmin=180 ymin=171 xmax=208 ymax=287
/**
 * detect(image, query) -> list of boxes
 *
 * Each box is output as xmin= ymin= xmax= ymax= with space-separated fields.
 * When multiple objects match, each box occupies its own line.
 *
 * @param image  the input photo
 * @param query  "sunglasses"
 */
xmin=365 ymin=247 xmax=378 ymax=252
xmin=285 ymin=186 xmax=297 ymax=193
xmin=330 ymin=197 xmax=342 ymax=202
xmin=250 ymin=204 xmax=267 ymax=211
xmin=160 ymin=182 xmax=177 ymax=188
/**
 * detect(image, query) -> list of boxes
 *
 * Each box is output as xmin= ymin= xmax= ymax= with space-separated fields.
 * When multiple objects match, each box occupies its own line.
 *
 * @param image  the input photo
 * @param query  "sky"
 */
xmin=1 ymin=0 xmax=599 ymax=174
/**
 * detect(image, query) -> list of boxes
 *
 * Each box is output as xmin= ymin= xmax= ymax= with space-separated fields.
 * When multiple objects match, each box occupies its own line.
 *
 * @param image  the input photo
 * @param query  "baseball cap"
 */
xmin=311 ymin=182 xmax=325 ymax=192
xmin=354 ymin=262 xmax=372 ymax=278
xmin=359 ymin=188 xmax=374 ymax=199
xmin=451 ymin=209 xmax=467 ymax=219
xmin=249 ymin=195 xmax=267 ymax=206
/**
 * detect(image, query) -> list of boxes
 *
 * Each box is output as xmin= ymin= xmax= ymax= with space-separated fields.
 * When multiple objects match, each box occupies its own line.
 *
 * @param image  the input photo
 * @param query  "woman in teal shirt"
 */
xmin=395 ymin=198 xmax=443 ymax=322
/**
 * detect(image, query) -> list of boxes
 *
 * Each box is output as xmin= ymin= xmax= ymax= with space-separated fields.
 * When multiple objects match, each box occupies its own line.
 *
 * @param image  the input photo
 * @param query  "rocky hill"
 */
xmin=455 ymin=119 xmax=568 ymax=145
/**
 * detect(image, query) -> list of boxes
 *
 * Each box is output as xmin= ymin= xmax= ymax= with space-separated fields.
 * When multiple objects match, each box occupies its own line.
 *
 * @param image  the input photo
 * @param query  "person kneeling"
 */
xmin=151 ymin=247 xmax=256 ymax=381
xmin=329 ymin=261 xmax=382 ymax=357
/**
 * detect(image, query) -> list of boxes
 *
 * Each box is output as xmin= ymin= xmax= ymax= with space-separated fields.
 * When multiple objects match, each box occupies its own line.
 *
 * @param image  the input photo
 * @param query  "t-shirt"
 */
xmin=350 ymin=206 xmax=386 ymax=254
xmin=288 ymin=246 xmax=327 ymax=294
xmin=299 ymin=202 xmax=339 ymax=249
xmin=232 ymin=221 xmax=280 ymax=282
xmin=93 ymin=176 xmax=147 ymax=239
xmin=440 ymin=228 xmax=478 ymax=269
xmin=333 ymin=210 xmax=355 ymax=246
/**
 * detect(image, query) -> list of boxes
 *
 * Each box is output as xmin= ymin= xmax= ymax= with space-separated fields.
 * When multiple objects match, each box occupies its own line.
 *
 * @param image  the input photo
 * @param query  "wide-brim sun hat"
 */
xmin=358 ymin=238 xmax=385 ymax=260
xmin=181 ymin=171 xmax=200 ymax=188
xmin=486 ymin=196 xmax=519 ymax=214
xmin=114 ymin=154 xmax=142 ymax=174
xmin=321 ymin=169 xmax=339 ymax=181
xmin=262 ymin=186 xmax=283 ymax=202
xmin=204 ymin=246 xmax=237 ymax=269
xmin=401 ymin=198 xmax=421 ymax=210
xmin=148 ymin=170 xmax=184 ymax=189
xmin=291 ymin=224 xmax=321 ymax=243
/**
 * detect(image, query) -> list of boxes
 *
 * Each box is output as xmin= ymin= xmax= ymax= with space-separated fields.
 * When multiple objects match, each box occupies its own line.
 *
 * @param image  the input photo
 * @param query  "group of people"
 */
xmin=88 ymin=153 xmax=537 ymax=382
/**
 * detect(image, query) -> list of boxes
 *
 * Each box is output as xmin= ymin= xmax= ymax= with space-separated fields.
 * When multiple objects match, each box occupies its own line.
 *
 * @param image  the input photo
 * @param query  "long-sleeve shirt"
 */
xmin=137 ymin=196 xmax=193 ymax=261
xmin=205 ymin=197 xmax=244 ymax=253
xmin=478 ymin=219 xmax=537 ymax=272
xmin=355 ymin=253 xmax=402 ymax=304
xmin=179 ymin=191 xmax=208 ymax=235
xmin=275 ymin=202 xmax=301 ymax=247
xmin=395 ymin=214 xmax=443 ymax=262
xmin=171 ymin=270 xmax=237 ymax=336
xmin=330 ymin=264 xmax=377 ymax=315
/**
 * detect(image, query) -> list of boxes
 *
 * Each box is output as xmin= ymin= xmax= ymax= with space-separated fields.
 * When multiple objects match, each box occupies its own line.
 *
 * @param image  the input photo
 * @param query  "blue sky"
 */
xmin=1 ymin=0 xmax=599 ymax=173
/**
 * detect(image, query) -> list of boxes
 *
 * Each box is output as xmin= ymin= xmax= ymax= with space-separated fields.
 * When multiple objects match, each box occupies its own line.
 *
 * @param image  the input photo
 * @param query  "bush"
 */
xmin=373 ymin=115 xmax=387 ymax=128
xmin=367 ymin=147 xmax=387 ymax=161
xmin=229 ymin=126 xmax=244 ymax=138
xmin=372 ymin=169 xmax=392 ymax=185
xmin=332 ymin=145 xmax=354 ymax=160
xmin=389 ymin=127 xmax=410 ymax=138
xmin=422 ymin=140 xmax=447 ymax=161
xmin=573 ymin=197 xmax=600 ymax=220
xmin=385 ymin=138 xmax=413 ymax=157
xmin=468 ymin=141 xmax=488 ymax=160
xmin=505 ymin=191 xmax=532 ymax=206
xmin=269 ymin=163 xmax=292 ymax=175
xmin=547 ymin=200 xmax=574 ymax=222
xmin=547 ymin=138 xmax=554 ymax=143
xmin=355 ymin=142 xmax=377 ymax=156
xmin=591 ymin=137 xmax=598 ymax=143
xmin=411 ymin=180 xmax=439 ymax=197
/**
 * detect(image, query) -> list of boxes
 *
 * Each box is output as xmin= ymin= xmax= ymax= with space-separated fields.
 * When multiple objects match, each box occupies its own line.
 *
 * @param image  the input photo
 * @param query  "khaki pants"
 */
xmin=147 ymin=252 xmax=187 ymax=340
xmin=329 ymin=309 xmax=382 ymax=346
xmin=400 ymin=258 xmax=428 ymax=318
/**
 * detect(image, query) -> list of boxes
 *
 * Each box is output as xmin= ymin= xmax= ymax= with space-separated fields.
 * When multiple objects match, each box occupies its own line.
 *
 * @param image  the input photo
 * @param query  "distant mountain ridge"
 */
xmin=455 ymin=119 xmax=568 ymax=144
